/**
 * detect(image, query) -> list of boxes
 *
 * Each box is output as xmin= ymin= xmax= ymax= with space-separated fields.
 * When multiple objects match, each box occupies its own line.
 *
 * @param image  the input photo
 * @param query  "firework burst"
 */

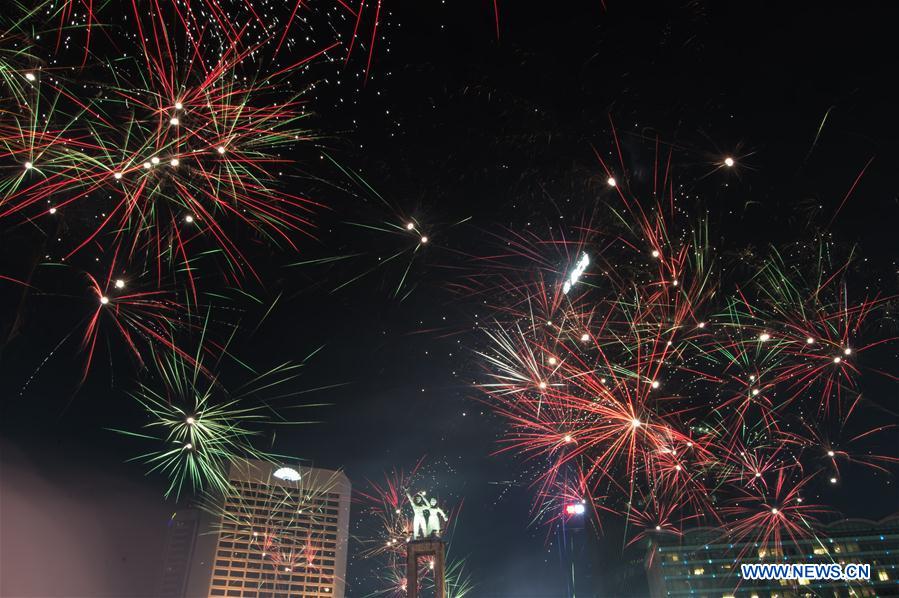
xmin=476 ymin=133 xmax=899 ymax=561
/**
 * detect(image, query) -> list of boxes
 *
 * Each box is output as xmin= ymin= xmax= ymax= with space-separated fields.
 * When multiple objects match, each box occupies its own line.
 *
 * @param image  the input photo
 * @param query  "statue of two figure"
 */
xmin=406 ymin=490 xmax=447 ymax=539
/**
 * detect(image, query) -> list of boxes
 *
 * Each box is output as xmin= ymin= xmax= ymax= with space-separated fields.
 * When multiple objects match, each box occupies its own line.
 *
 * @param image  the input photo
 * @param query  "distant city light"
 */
xmin=607 ymin=176 xmax=617 ymax=187
xmin=724 ymin=157 xmax=735 ymax=167
xmin=562 ymin=252 xmax=590 ymax=294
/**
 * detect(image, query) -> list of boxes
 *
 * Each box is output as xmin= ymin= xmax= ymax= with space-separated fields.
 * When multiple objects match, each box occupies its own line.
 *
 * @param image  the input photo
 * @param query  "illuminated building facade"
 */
xmin=646 ymin=515 xmax=899 ymax=598
xmin=188 ymin=459 xmax=351 ymax=598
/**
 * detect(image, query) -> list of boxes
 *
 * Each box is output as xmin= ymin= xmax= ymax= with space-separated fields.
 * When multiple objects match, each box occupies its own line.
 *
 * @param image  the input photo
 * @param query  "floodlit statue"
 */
xmin=407 ymin=491 xmax=429 ymax=539
xmin=426 ymin=497 xmax=447 ymax=537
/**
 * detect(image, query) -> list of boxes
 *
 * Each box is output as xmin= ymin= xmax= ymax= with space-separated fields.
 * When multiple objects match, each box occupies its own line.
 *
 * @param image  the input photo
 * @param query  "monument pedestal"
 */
xmin=405 ymin=538 xmax=446 ymax=598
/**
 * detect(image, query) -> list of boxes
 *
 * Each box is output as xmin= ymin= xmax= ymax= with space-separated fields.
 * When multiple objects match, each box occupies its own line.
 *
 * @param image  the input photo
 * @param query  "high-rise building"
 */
xmin=157 ymin=509 xmax=202 ymax=598
xmin=645 ymin=515 xmax=899 ymax=598
xmin=186 ymin=459 xmax=351 ymax=598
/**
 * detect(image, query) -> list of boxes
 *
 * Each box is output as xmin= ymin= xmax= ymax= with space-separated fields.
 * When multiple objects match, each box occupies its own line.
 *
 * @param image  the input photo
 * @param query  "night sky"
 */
xmin=2 ymin=2 xmax=899 ymax=597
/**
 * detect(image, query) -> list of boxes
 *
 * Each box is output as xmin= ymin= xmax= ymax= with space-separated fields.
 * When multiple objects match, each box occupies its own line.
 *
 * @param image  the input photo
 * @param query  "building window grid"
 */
xmin=652 ymin=527 xmax=899 ymax=598
xmin=210 ymin=481 xmax=344 ymax=598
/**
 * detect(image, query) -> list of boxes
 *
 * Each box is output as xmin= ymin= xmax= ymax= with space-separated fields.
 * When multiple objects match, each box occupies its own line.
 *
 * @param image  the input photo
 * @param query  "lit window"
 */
xmin=693 ymin=567 xmax=705 ymax=575
xmin=878 ymin=570 xmax=890 ymax=581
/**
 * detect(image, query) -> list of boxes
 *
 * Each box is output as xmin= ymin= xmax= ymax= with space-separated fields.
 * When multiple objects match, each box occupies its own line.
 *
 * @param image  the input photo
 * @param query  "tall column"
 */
xmin=405 ymin=539 xmax=446 ymax=598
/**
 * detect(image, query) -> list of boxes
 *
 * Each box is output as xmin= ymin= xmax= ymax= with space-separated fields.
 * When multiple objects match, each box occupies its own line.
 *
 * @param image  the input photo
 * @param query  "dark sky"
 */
xmin=2 ymin=2 xmax=899 ymax=597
